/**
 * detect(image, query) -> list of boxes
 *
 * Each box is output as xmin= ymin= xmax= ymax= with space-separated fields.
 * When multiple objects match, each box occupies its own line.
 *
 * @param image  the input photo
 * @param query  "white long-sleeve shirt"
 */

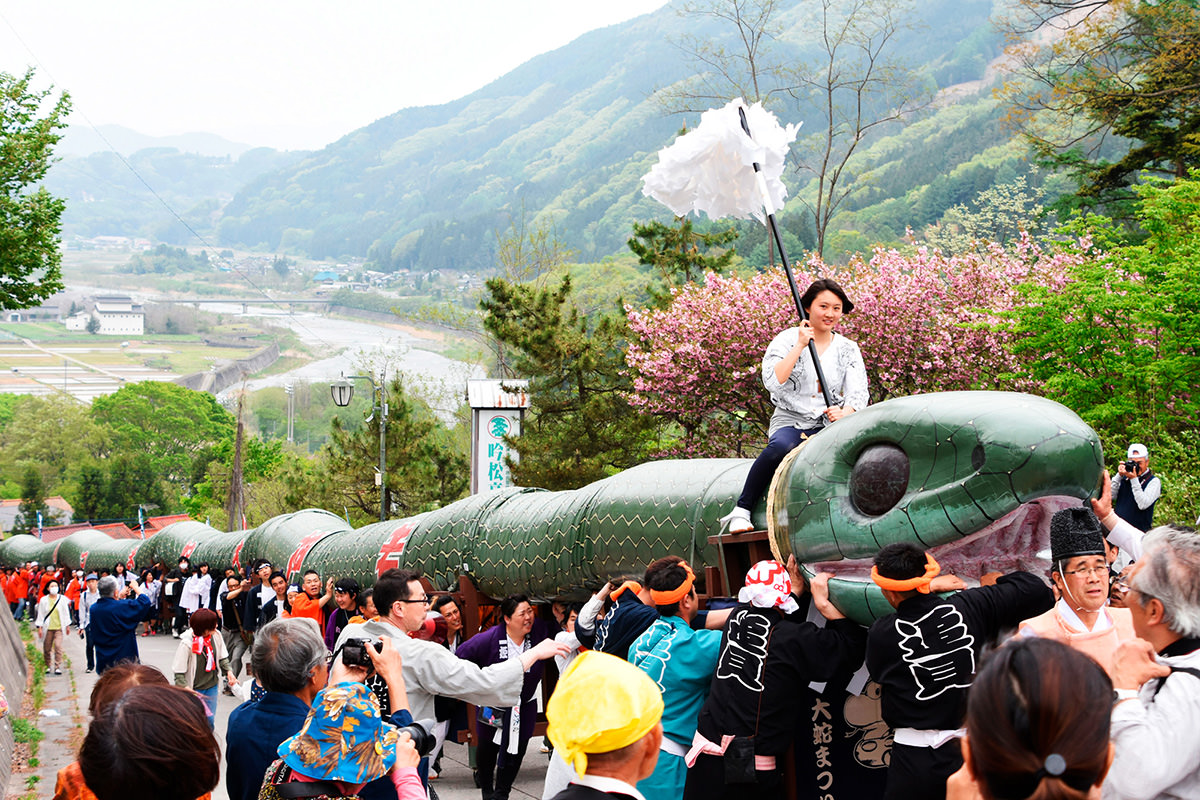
xmin=35 ymin=594 xmax=72 ymax=631
xmin=1101 ymin=512 xmax=1145 ymax=563
xmin=1104 ymin=646 xmax=1200 ymax=800
xmin=78 ymin=589 xmax=101 ymax=629
xmin=336 ymin=617 xmax=525 ymax=722
xmin=180 ymin=573 xmax=212 ymax=613
xmin=1112 ymin=472 xmax=1162 ymax=511
xmin=762 ymin=329 xmax=869 ymax=436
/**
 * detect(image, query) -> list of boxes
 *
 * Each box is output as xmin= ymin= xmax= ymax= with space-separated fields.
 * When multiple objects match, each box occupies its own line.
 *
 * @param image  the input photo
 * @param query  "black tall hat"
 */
xmin=1050 ymin=507 xmax=1106 ymax=564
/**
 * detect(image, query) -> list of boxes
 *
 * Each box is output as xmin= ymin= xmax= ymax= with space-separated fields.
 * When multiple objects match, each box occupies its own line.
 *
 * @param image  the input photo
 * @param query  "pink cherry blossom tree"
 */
xmin=626 ymin=235 xmax=1083 ymax=457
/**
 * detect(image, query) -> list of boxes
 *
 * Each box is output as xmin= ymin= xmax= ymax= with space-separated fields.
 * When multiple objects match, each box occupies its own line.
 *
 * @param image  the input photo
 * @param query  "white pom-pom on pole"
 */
xmin=640 ymin=99 xmax=832 ymax=407
xmin=641 ymin=99 xmax=799 ymax=221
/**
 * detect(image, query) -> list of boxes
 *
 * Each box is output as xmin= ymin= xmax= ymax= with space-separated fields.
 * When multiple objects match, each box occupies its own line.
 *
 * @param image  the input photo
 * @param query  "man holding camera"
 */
xmin=89 ymin=575 xmax=155 ymax=673
xmin=1112 ymin=443 xmax=1162 ymax=532
xmin=336 ymin=568 xmax=568 ymax=799
xmin=226 ymin=616 xmax=417 ymax=800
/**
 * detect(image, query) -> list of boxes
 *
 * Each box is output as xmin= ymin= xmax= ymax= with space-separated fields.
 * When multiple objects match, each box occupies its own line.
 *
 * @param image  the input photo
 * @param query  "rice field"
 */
xmin=0 ymin=324 xmax=272 ymax=403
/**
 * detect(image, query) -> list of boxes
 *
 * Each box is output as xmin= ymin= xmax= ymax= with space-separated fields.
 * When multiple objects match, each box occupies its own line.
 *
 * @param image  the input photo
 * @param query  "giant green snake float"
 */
xmin=0 ymin=391 xmax=1103 ymax=625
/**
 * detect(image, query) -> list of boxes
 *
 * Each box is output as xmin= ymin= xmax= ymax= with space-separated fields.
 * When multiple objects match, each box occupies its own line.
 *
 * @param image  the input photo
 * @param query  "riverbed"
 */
xmin=201 ymin=303 xmax=485 ymax=418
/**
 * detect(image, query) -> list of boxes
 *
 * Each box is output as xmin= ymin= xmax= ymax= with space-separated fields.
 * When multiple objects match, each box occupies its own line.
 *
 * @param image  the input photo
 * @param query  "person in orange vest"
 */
xmin=9 ymin=564 xmax=31 ymax=620
xmin=27 ymin=566 xmax=43 ymax=611
xmin=1 ymin=568 xmax=12 ymax=613
xmin=38 ymin=567 xmax=64 ymax=599
xmin=288 ymin=570 xmax=334 ymax=627
xmin=65 ymin=570 xmax=85 ymax=626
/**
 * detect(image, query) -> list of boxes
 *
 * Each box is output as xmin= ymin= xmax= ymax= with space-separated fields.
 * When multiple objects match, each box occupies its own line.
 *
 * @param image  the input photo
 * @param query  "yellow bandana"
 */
xmin=546 ymin=651 xmax=663 ymax=777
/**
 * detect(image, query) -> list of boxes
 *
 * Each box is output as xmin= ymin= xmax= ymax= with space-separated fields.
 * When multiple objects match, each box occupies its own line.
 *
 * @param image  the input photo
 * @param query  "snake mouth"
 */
xmin=805 ymin=495 xmax=1079 ymax=588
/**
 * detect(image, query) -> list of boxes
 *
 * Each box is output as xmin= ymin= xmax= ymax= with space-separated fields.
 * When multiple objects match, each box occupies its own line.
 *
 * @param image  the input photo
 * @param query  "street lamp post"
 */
xmin=330 ymin=370 xmax=388 ymax=521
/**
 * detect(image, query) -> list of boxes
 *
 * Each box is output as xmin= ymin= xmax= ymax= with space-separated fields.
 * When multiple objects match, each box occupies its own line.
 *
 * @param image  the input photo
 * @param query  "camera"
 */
xmin=341 ymin=637 xmax=384 ymax=667
xmin=395 ymin=718 xmax=438 ymax=757
xmin=1123 ymin=460 xmax=1139 ymax=474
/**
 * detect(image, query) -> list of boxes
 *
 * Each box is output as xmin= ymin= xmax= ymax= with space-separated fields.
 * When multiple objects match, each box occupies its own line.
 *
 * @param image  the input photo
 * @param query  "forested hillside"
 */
xmin=215 ymin=0 xmax=1003 ymax=269
xmin=46 ymin=146 xmax=306 ymax=242
xmin=797 ymin=96 xmax=1064 ymax=259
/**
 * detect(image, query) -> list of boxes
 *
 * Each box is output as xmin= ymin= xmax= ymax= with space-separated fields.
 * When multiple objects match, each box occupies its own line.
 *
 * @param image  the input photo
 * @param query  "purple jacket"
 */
xmin=456 ymin=619 xmax=550 ymax=744
xmin=325 ymin=606 xmax=354 ymax=650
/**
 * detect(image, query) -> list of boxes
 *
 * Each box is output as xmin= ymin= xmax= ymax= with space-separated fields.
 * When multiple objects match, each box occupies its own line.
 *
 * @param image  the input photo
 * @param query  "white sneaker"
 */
xmin=172 ymin=631 xmax=180 ymax=638
xmin=720 ymin=506 xmax=755 ymax=534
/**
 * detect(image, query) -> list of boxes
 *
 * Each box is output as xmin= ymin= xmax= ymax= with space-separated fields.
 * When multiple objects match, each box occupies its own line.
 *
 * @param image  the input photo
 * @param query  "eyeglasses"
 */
xmin=1063 ymin=565 xmax=1110 ymax=578
xmin=398 ymin=596 xmax=430 ymax=605
xmin=1119 ymin=580 xmax=1154 ymax=603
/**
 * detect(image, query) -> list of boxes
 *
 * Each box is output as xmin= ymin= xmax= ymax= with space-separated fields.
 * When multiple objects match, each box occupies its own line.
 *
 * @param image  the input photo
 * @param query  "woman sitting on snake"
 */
xmin=724 ymin=278 xmax=869 ymax=534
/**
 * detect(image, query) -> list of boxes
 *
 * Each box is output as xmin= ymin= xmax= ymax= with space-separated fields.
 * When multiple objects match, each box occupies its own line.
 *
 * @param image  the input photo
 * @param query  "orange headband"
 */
xmin=611 ymin=580 xmax=642 ymax=601
xmin=871 ymin=554 xmax=941 ymax=594
xmin=650 ymin=563 xmax=696 ymax=605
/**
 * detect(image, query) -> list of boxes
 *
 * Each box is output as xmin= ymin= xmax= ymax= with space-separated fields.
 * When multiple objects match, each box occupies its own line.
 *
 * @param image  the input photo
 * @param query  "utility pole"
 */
xmin=226 ymin=389 xmax=246 ymax=530
xmin=285 ymin=381 xmax=295 ymax=443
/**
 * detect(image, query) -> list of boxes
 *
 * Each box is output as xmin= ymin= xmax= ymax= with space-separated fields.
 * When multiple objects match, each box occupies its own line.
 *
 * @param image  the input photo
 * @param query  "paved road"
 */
xmin=31 ymin=626 xmax=552 ymax=800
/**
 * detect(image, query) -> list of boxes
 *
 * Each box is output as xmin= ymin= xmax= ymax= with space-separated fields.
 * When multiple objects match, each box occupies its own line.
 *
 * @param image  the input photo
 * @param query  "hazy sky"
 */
xmin=0 ymin=1 xmax=669 ymax=151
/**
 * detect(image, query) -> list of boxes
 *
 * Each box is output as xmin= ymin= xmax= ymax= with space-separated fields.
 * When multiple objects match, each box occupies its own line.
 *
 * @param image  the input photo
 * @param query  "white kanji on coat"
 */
xmin=895 ymin=604 xmax=975 ymax=701
xmin=716 ymin=608 xmax=771 ymax=692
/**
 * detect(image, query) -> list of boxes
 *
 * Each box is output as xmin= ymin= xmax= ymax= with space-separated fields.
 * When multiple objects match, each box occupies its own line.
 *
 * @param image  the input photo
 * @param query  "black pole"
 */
xmin=737 ymin=105 xmax=834 ymax=408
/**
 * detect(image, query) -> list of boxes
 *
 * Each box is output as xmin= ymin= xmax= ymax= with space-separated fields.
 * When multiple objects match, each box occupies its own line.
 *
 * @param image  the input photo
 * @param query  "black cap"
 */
xmin=1050 ymin=507 xmax=1106 ymax=564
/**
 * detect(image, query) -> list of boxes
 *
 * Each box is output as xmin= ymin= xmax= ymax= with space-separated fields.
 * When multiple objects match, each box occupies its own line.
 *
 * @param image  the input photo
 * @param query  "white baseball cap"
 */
xmin=1127 ymin=443 xmax=1149 ymax=459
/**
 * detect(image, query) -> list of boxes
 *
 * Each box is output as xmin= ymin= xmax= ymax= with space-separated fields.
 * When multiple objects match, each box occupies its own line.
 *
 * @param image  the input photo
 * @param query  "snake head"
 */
xmin=769 ymin=391 xmax=1104 ymax=625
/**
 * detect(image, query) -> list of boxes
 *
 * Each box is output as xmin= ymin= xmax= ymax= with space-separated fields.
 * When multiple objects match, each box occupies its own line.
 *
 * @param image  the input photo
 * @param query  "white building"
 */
xmin=64 ymin=313 xmax=90 ymax=331
xmin=92 ymin=296 xmax=144 ymax=336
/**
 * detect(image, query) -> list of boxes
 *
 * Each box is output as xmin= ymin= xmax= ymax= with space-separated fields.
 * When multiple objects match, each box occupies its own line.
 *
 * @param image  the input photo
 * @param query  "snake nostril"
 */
xmin=849 ymin=443 xmax=910 ymax=516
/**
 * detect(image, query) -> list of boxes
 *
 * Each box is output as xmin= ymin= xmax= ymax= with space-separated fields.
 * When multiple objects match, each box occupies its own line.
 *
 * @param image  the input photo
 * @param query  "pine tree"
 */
xmin=628 ymin=219 xmax=737 ymax=309
xmin=12 ymin=466 xmax=48 ymax=535
xmin=481 ymin=274 xmax=665 ymax=489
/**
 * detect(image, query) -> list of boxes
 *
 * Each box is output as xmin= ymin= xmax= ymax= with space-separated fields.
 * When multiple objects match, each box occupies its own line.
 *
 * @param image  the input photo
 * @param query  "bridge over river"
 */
xmin=154 ymin=297 xmax=331 ymax=313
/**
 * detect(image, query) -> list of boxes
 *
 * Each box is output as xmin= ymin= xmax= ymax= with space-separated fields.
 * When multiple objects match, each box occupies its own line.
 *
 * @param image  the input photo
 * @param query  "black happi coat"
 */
xmin=578 ymin=591 xmax=713 ymax=661
xmin=694 ymin=600 xmax=868 ymax=756
xmin=865 ymin=571 xmax=1053 ymax=800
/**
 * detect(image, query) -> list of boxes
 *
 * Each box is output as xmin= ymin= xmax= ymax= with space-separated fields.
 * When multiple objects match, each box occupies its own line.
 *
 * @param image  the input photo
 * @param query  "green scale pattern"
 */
xmin=0 ymin=391 xmax=1103 ymax=624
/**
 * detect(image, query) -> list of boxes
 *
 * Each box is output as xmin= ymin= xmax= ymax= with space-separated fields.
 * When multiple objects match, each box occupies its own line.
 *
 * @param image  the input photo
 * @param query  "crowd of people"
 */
xmin=5 ymin=282 xmax=1194 ymax=800
xmin=4 ymin=500 xmax=1196 ymax=800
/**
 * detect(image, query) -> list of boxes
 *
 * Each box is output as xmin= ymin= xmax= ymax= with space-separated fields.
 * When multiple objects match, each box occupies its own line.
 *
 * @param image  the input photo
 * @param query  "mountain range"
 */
xmin=58 ymin=125 xmax=260 ymax=159
xmin=48 ymin=0 xmax=1023 ymax=268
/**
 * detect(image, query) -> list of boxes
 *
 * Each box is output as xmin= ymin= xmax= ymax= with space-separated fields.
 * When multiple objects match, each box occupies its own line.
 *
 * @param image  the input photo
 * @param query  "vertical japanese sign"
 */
xmin=468 ymin=379 xmax=530 ymax=495
xmin=479 ymin=411 xmax=521 ymax=491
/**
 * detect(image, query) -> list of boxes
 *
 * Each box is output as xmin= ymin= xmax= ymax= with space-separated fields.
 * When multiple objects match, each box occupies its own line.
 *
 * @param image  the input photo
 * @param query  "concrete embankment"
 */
xmin=175 ymin=342 xmax=280 ymax=395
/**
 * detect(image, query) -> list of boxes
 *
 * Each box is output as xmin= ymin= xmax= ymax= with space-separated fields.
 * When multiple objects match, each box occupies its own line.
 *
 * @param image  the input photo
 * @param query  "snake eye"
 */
xmin=849 ymin=443 xmax=910 ymax=516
